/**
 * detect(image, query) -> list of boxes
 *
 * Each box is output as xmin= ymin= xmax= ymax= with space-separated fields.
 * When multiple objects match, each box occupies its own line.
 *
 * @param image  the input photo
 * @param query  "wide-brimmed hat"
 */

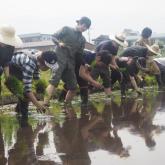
xmin=146 ymin=44 xmax=161 ymax=56
xmin=113 ymin=34 xmax=128 ymax=47
xmin=0 ymin=24 xmax=22 ymax=47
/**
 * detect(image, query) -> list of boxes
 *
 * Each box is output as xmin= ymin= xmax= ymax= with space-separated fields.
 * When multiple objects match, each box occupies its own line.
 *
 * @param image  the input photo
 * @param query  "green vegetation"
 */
xmin=0 ymin=115 xmax=42 ymax=147
xmin=34 ymin=79 xmax=47 ymax=94
xmin=5 ymin=76 xmax=24 ymax=99
xmin=0 ymin=67 xmax=160 ymax=100
xmin=144 ymin=75 xmax=157 ymax=86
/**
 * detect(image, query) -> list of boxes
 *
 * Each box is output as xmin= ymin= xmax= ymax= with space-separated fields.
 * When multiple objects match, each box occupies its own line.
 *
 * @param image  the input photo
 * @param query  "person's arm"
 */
xmin=52 ymin=26 xmax=68 ymax=47
xmin=53 ymin=26 xmax=67 ymax=40
xmin=79 ymin=65 xmax=102 ymax=88
xmin=129 ymin=75 xmax=142 ymax=95
xmin=110 ymin=56 xmax=119 ymax=70
xmin=26 ymin=91 xmax=46 ymax=112
xmin=81 ymin=116 xmax=103 ymax=139
xmin=44 ymin=84 xmax=55 ymax=105
xmin=22 ymin=65 xmax=46 ymax=112
xmin=3 ymin=66 xmax=9 ymax=78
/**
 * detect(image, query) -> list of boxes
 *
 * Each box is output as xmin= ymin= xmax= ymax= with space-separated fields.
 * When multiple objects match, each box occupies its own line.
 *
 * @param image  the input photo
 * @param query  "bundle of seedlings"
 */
xmin=5 ymin=76 xmax=24 ymax=100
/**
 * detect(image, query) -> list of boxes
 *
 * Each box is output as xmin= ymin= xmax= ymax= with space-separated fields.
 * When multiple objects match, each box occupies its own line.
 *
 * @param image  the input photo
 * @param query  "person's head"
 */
xmin=37 ymin=51 xmax=58 ymax=71
xmin=0 ymin=24 xmax=23 ymax=67
xmin=96 ymin=50 xmax=112 ymax=66
xmin=76 ymin=16 xmax=91 ymax=32
xmin=112 ymin=34 xmax=128 ymax=48
xmin=141 ymin=27 xmax=152 ymax=39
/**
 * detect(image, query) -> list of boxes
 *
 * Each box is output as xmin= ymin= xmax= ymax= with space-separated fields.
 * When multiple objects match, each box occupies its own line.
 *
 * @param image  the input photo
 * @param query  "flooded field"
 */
xmin=1 ymin=91 xmax=165 ymax=165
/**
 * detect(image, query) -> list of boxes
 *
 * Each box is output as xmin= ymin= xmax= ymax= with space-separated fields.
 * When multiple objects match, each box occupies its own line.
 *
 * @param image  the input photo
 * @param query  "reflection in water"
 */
xmin=8 ymin=116 xmax=44 ymax=165
xmin=53 ymin=105 xmax=91 ymax=165
xmin=1 ymin=92 xmax=165 ymax=164
xmin=111 ymin=95 xmax=165 ymax=150
xmin=0 ymin=122 xmax=7 ymax=165
xmin=80 ymin=103 xmax=130 ymax=158
xmin=36 ymin=131 xmax=49 ymax=156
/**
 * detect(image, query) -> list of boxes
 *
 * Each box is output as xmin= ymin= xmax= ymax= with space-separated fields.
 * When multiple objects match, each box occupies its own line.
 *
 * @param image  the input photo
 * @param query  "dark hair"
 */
xmin=77 ymin=16 xmax=91 ymax=29
xmin=0 ymin=44 xmax=14 ymax=67
xmin=97 ymin=50 xmax=112 ymax=65
xmin=141 ymin=27 xmax=152 ymax=38
xmin=41 ymin=51 xmax=57 ymax=65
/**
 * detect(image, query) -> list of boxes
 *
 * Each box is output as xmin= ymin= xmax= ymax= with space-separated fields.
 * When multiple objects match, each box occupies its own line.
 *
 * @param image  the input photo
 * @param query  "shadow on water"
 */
xmin=1 ymin=92 xmax=165 ymax=164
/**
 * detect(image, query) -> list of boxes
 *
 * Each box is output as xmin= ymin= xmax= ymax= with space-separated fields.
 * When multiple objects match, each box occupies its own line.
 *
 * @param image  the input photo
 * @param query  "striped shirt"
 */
xmin=11 ymin=52 xmax=40 ymax=93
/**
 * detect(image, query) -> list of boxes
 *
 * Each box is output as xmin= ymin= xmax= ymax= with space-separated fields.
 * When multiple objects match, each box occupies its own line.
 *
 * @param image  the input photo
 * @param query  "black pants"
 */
xmin=111 ymin=69 xmax=128 ymax=96
xmin=15 ymin=98 xmax=29 ymax=117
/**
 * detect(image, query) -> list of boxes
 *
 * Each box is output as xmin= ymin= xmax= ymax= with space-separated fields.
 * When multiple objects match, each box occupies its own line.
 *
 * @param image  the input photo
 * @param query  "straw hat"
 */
xmin=146 ymin=44 xmax=161 ymax=56
xmin=0 ymin=24 xmax=22 ymax=47
xmin=113 ymin=34 xmax=128 ymax=47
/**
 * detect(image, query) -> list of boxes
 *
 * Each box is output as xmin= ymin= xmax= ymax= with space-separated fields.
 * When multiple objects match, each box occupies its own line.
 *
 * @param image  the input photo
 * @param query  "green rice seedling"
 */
xmin=5 ymin=76 xmax=24 ymax=100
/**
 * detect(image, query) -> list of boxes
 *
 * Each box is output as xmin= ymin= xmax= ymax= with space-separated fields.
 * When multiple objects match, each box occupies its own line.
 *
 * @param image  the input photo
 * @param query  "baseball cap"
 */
xmin=76 ymin=16 xmax=91 ymax=29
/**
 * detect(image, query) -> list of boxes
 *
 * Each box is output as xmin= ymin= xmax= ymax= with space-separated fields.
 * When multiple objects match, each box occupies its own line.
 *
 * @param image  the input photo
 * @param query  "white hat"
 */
xmin=146 ymin=44 xmax=161 ymax=56
xmin=0 ymin=24 xmax=23 ymax=47
xmin=113 ymin=34 xmax=128 ymax=47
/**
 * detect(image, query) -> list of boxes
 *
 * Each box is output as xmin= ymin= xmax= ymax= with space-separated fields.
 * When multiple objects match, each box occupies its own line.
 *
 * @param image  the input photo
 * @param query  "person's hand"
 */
xmin=52 ymin=38 xmax=65 ymax=48
xmin=59 ymin=42 xmax=65 ymax=48
xmin=39 ymin=100 xmax=50 ymax=108
xmin=36 ymin=103 xmax=47 ymax=113
xmin=91 ymin=81 xmax=103 ymax=89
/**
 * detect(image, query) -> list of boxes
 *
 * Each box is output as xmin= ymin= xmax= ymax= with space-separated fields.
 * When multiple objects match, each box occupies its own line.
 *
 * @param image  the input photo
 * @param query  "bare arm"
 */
xmin=3 ymin=66 xmax=9 ymax=79
xmin=44 ymin=84 xmax=55 ymax=105
xmin=26 ymin=92 xmax=46 ymax=112
xmin=110 ymin=56 xmax=119 ymax=70
xmin=129 ymin=76 xmax=142 ymax=95
xmin=79 ymin=65 xmax=102 ymax=88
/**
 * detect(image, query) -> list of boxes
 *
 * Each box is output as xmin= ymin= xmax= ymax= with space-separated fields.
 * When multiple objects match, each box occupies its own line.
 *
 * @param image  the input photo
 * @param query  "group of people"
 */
xmin=0 ymin=17 xmax=164 ymax=117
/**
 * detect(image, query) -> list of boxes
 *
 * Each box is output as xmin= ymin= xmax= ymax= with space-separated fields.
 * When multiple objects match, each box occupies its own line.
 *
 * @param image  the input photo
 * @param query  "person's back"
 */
xmin=154 ymin=57 xmax=165 ymax=67
xmin=10 ymin=51 xmax=39 ymax=87
xmin=120 ymin=46 xmax=148 ymax=59
xmin=96 ymin=39 xmax=118 ymax=55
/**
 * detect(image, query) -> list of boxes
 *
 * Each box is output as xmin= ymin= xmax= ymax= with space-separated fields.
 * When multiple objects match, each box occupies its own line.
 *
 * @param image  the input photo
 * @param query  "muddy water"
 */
xmin=1 ymin=92 xmax=165 ymax=165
